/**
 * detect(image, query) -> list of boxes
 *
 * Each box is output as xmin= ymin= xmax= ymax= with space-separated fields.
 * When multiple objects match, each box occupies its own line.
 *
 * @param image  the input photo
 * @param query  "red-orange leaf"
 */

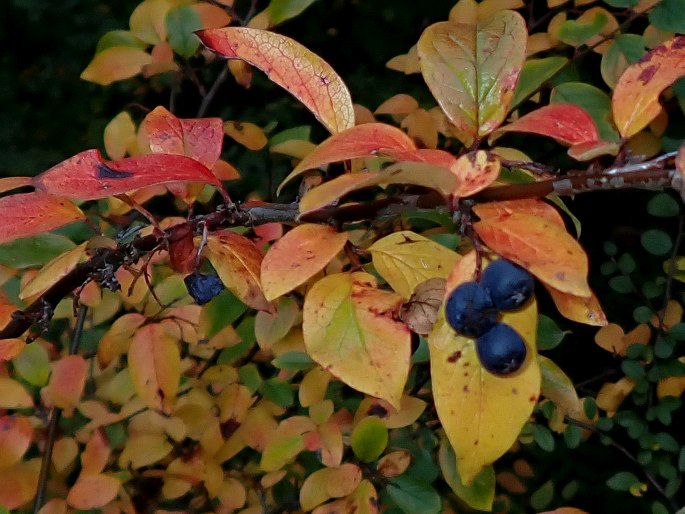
xmin=613 ymin=36 xmax=685 ymax=138
xmin=141 ymin=106 xmax=224 ymax=169
xmin=278 ymin=123 xmax=415 ymax=193
xmin=0 ymin=339 xmax=25 ymax=361
xmin=261 ymin=224 xmax=348 ymax=300
xmin=0 ymin=192 xmax=84 ymax=245
xmin=40 ymin=355 xmax=87 ymax=417
xmin=205 ymin=230 xmax=271 ymax=312
xmin=197 ymin=27 xmax=354 ymax=134
xmin=474 ymin=212 xmax=591 ymax=297
xmin=0 ymin=415 xmax=33 ymax=470
xmin=490 ymin=104 xmax=600 ymax=146
xmin=32 ymin=149 xmax=221 ymax=201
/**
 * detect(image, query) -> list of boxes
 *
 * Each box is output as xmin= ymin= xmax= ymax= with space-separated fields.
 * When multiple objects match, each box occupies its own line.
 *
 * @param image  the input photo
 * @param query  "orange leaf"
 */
xmin=142 ymin=106 xmax=224 ymax=169
xmin=205 ymin=230 xmax=271 ymax=311
xmin=0 ymin=192 xmax=84 ymax=245
xmin=32 ymin=149 xmax=221 ymax=201
xmin=80 ymin=46 xmax=152 ymax=85
xmin=261 ymin=224 xmax=348 ymax=300
xmin=303 ymin=272 xmax=410 ymax=408
xmin=452 ymin=151 xmax=501 ymax=198
xmin=490 ymin=104 xmax=600 ymax=146
xmin=299 ymin=173 xmax=380 ymax=213
xmin=128 ymin=323 xmax=180 ymax=414
xmin=192 ymin=2 xmax=232 ymax=29
xmin=473 ymin=198 xmax=565 ymax=227
xmin=66 ymin=473 xmax=120 ymax=509
xmin=0 ymin=338 xmax=26 ymax=361
xmin=81 ymin=429 xmax=111 ymax=475
xmin=0 ymin=459 xmax=40 ymax=509
xmin=613 ymin=36 xmax=685 ymax=138
xmin=417 ymin=12 xmax=527 ymax=147
xmin=547 ymin=286 xmax=607 ymax=326
xmin=40 ymin=355 xmax=87 ymax=417
xmin=278 ymin=123 xmax=415 ymax=193
xmin=0 ymin=176 xmax=31 ymax=194
xmin=0 ymin=415 xmax=33 ymax=470
xmin=197 ymin=27 xmax=354 ymax=134
xmin=474 ymin=212 xmax=591 ymax=297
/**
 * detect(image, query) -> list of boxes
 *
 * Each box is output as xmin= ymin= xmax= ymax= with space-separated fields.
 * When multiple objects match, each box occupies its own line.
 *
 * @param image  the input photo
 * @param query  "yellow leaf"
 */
xmin=66 ymin=473 xmax=120 ymax=509
xmin=205 ymin=230 xmax=271 ymax=312
xmin=261 ymin=224 xmax=348 ymax=300
xmin=369 ymin=231 xmax=460 ymax=299
xmin=429 ymin=256 xmax=540 ymax=484
xmin=224 ymin=121 xmax=268 ymax=150
xmin=81 ymin=46 xmax=152 ymax=86
xmin=119 ymin=432 xmax=173 ymax=468
xmin=128 ymin=323 xmax=181 ymax=414
xmin=104 ymin=111 xmax=137 ymax=160
xmin=400 ymin=108 xmax=438 ymax=149
xmin=129 ymin=0 xmax=171 ymax=44
xmin=0 ymin=376 xmax=34 ymax=409
xmin=546 ymin=286 xmax=608 ymax=326
xmin=20 ymin=242 xmax=87 ymax=301
xmin=0 ymin=459 xmax=41 ymax=510
xmin=596 ymin=377 xmax=636 ymax=415
xmin=303 ymin=272 xmax=410 ymax=408
xmin=197 ymin=27 xmax=354 ymax=134
xmin=52 ymin=437 xmax=79 ymax=473
xmin=657 ymin=358 xmax=685 ymax=398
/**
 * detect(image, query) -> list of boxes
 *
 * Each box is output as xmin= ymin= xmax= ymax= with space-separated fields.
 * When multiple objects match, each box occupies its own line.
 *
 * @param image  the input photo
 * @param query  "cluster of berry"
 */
xmin=444 ymin=260 xmax=535 ymax=376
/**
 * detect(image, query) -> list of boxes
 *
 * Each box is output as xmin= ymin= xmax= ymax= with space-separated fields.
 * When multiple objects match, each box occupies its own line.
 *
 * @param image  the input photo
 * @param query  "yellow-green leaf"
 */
xmin=303 ymin=272 xmax=410 ymax=408
xmin=369 ymin=231 xmax=460 ymax=299
xmin=417 ymin=11 xmax=527 ymax=147
xmin=80 ymin=46 xmax=153 ymax=86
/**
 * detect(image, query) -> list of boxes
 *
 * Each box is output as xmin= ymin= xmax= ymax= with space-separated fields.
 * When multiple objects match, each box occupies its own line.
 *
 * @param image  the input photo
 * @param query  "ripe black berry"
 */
xmin=475 ymin=323 xmax=527 ymax=375
xmin=184 ymin=272 xmax=225 ymax=305
xmin=480 ymin=259 xmax=534 ymax=310
xmin=445 ymin=281 xmax=498 ymax=337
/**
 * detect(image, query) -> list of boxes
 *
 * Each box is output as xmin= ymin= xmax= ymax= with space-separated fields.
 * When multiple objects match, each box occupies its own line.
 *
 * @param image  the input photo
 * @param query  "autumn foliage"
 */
xmin=1 ymin=0 xmax=685 ymax=513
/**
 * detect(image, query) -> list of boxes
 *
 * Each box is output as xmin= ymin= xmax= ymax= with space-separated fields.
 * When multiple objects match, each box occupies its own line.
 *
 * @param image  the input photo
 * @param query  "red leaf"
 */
xmin=490 ymin=104 xmax=600 ymax=146
xmin=32 ymin=149 xmax=222 ymax=201
xmin=0 ymin=192 xmax=84 ymax=245
xmin=197 ymin=27 xmax=354 ymax=134
xmin=142 ymin=106 xmax=224 ymax=169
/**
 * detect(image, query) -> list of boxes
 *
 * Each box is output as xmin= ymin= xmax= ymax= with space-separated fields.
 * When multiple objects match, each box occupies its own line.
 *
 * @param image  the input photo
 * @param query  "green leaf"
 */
xmin=551 ymin=82 xmax=619 ymax=141
xmin=601 ymin=34 xmax=646 ymax=88
xmin=166 ymin=6 xmax=202 ymax=58
xmin=641 ymin=229 xmax=673 ymax=256
xmin=564 ymin=423 xmax=582 ymax=448
xmin=558 ymin=11 xmax=608 ymax=46
xmin=12 ymin=342 xmax=50 ymax=387
xmin=201 ymin=290 xmax=248 ymax=339
xmin=633 ymin=306 xmax=653 ymax=324
xmin=649 ymin=0 xmax=685 ymax=33
xmin=0 ymin=233 xmax=76 ymax=269
xmin=603 ymin=0 xmax=638 ymax=6
xmin=533 ymin=424 xmax=555 ymax=452
xmin=530 ymin=480 xmax=554 ymax=510
xmin=270 ymin=126 xmax=312 ymax=146
xmin=239 ymin=364 xmax=262 ymax=394
xmin=268 ymin=0 xmax=319 ymax=26
xmin=438 ymin=436 xmax=495 ymax=511
xmin=351 ymin=416 xmax=388 ymax=462
xmin=617 ymin=253 xmax=637 ymax=274
xmin=537 ymin=314 xmax=567 ymax=350
xmin=583 ymin=397 xmax=598 ymax=419
xmin=607 ymin=471 xmax=640 ymax=491
xmin=260 ymin=377 xmax=294 ymax=407
xmin=511 ymin=56 xmax=568 ymax=108
xmin=609 ymin=275 xmax=634 ymax=293
xmin=272 ymin=351 xmax=314 ymax=370
xmin=647 ymin=193 xmax=681 ymax=218
xmin=96 ymin=30 xmax=147 ymax=54
xmin=387 ymin=475 xmax=442 ymax=514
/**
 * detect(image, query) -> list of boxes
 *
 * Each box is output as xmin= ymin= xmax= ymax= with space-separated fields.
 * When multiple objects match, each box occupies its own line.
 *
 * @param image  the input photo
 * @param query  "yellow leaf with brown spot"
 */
xmin=224 ymin=121 xmax=268 ymax=151
xmin=430 ymin=254 xmax=540 ymax=484
xmin=474 ymin=212 xmax=591 ymax=297
xmin=452 ymin=151 xmax=501 ymax=198
xmin=128 ymin=323 xmax=180 ymax=414
xmin=197 ymin=27 xmax=354 ymax=134
xmin=613 ymin=36 xmax=685 ymax=138
xmin=205 ymin=230 xmax=271 ymax=312
xmin=261 ymin=224 xmax=348 ymax=301
xmin=369 ymin=231 xmax=460 ymax=299
xmin=81 ymin=46 xmax=152 ymax=85
xmin=303 ymin=272 xmax=410 ymax=408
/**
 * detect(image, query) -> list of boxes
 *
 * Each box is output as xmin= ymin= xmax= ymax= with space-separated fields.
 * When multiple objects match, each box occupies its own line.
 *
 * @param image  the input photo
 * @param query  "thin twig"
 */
xmin=197 ymin=66 xmax=229 ymax=117
xmin=33 ymin=304 xmax=88 ymax=513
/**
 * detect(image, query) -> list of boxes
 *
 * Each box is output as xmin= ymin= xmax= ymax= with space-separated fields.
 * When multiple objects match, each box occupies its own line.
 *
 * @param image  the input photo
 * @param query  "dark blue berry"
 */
xmin=476 ymin=323 xmax=527 ymax=375
xmin=184 ymin=272 xmax=225 ymax=305
xmin=445 ymin=281 xmax=498 ymax=337
xmin=480 ymin=259 xmax=534 ymax=310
